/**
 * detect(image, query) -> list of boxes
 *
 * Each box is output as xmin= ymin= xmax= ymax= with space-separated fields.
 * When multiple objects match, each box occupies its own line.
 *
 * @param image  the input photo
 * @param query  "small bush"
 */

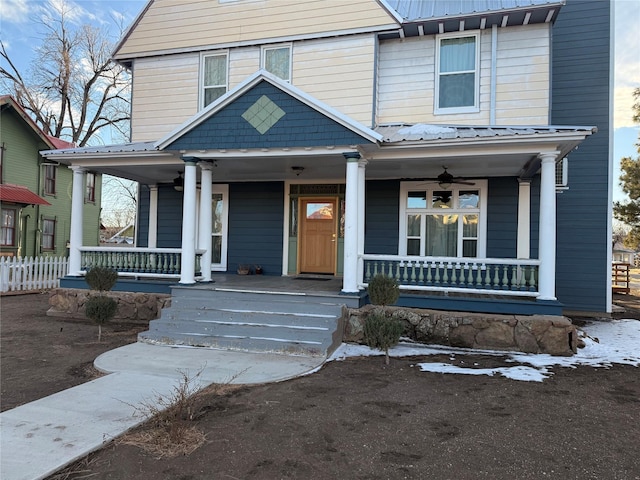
xmin=85 ymin=294 xmax=117 ymax=342
xmin=363 ymin=310 xmax=404 ymax=365
xmin=85 ymin=267 xmax=118 ymax=292
xmin=367 ymin=274 xmax=400 ymax=307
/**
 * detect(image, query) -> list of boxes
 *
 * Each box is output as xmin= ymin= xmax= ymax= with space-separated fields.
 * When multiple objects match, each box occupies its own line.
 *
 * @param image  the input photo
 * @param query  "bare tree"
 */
xmin=0 ymin=0 xmax=131 ymax=146
xmin=101 ymin=175 xmax=137 ymax=228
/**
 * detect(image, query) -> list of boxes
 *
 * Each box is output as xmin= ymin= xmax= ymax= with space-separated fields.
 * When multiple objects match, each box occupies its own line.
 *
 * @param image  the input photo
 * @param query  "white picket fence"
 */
xmin=0 ymin=256 xmax=68 ymax=293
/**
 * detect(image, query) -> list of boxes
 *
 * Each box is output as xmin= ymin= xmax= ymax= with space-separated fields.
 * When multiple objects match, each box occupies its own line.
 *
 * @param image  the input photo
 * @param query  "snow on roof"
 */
xmin=376 ymin=124 xmax=596 ymax=143
xmin=42 ymin=141 xmax=158 ymax=156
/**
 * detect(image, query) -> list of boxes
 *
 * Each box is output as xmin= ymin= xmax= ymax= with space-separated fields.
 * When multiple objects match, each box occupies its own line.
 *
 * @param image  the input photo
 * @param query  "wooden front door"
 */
xmin=298 ymin=197 xmax=338 ymax=274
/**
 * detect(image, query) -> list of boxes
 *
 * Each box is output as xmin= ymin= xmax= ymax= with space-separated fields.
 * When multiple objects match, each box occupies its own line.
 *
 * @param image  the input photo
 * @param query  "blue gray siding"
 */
xmin=136 ymin=184 xmax=183 ymax=248
xmin=486 ymin=177 xmax=518 ymax=258
xmin=552 ymin=0 xmax=611 ymax=312
xmin=227 ymin=182 xmax=284 ymax=275
xmin=365 ymin=180 xmax=400 ymax=254
xmin=167 ymin=81 xmax=372 ymax=151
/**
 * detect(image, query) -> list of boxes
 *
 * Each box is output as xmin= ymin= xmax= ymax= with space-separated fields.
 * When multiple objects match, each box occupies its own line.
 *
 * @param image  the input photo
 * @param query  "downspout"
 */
xmin=490 ymin=24 xmax=498 ymax=125
xmin=371 ymin=34 xmax=379 ymax=128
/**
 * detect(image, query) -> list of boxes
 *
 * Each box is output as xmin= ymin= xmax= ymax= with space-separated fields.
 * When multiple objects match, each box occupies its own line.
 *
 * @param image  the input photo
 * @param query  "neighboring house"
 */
xmin=42 ymin=0 xmax=612 ymax=316
xmin=612 ymin=242 xmax=635 ymax=265
xmin=0 ymin=95 xmax=102 ymax=257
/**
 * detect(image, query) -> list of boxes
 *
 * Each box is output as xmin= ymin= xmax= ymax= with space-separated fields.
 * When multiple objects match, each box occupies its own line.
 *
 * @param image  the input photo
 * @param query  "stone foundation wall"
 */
xmin=48 ymin=288 xmax=171 ymax=323
xmin=344 ymin=305 xmax=578 ymax=356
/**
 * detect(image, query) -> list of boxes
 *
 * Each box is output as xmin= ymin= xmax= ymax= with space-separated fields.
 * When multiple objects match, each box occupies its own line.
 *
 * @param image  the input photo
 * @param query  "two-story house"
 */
xmin=0 ymin=95 xmax=102 ymax=257
xmin=42 ymin=0 xmax=612 ymax=323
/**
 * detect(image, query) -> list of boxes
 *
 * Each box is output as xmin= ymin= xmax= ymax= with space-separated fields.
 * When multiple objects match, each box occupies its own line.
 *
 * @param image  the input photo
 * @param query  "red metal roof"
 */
xmin=0 ymin=184 xmax=51 ymax=206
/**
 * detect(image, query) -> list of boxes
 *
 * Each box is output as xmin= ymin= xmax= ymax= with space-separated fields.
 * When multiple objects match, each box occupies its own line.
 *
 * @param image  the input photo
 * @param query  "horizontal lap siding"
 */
xmin=365 ymin=180 xmax=399 ymax=255
xmin=486 ymin=177 xmax=518 ymax=259
xmin=132 ymin=54 xmax=199 ymax=141
xmin=117 ymin=0 xmax=396 ymax=58
xmin=227 ymin=182 xmax=284 ymax=275
xmin=377 ymin=24 xmax=549 ymax=126
xmin=293 ymin=36 xmax=376 ymax=125
xmin=552 ymin=0 xmax=611 ymax=312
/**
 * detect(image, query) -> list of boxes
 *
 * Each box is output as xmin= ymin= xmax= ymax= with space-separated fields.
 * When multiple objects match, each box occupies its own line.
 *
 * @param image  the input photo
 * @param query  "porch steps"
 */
xmin=138 ymin=286 xmax=349 ymax=357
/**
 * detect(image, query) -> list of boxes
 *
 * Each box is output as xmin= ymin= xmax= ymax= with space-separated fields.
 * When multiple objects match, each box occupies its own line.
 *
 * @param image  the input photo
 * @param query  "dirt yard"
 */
xmin=1 ymin=292 xmax=639 ymax=480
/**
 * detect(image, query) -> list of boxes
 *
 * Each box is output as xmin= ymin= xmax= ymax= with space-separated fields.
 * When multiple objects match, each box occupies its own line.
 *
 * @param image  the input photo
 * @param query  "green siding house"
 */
xmin=0 ymin=96 xmax=101 ymax=257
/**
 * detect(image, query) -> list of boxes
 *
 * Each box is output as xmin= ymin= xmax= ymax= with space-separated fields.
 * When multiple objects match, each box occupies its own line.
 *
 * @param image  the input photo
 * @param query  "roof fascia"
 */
xmin=111 ymin=0 xmax=154 ymax=67
xmin=155 ymin=70 xmax=382 ymax=150
xmin=113 ymin=23 xmax=399 ymax=64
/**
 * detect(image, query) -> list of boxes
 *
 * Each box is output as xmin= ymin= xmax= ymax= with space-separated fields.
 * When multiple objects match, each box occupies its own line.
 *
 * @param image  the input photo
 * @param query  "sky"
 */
xmin=330 ymin=317 xmax=640 ymax=382
xmin=0 ymin=0 xmax=639 ymax=203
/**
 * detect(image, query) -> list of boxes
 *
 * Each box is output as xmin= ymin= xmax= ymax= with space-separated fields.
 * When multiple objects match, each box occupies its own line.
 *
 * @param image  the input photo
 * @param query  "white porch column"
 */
xmin=68 ymin=166 xmax=86 ymax=276
xmin=517 ymin=180 xmax=531 ymax=259
xmin=180 ymin=160 xmax=198 ymax=284
xmin=357 ymin=159 xmax=367 ymax=282
xmin=342 ymin=152 xmax=360 ymax=293
xmin=147 ymin=185 xmax=158 ymax=248
xmin=198 ymin=162 xmax=213 ymax=282
xmin=538 ymin=151 xmax=560 ymax=301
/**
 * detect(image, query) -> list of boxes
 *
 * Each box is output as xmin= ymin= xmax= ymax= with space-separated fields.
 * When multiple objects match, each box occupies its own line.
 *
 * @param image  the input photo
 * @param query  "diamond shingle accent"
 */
xmin=241 ymin=95 xmax=286 ymax=134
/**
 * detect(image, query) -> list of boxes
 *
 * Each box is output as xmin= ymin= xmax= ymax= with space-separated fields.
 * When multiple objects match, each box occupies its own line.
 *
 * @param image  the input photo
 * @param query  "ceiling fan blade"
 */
xmin=452 ymin=179 xmax=476 ymax=186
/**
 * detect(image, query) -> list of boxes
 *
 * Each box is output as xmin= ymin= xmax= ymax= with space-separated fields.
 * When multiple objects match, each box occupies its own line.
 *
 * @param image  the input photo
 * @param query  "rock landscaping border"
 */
xmin=344 ymin=305 xmax=578 ymax=356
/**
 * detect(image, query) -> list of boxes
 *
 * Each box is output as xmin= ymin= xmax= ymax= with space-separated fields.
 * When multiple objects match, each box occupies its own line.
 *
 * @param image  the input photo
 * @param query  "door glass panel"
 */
xmin=407 ymin=239 xmax=420 ymax=256
xmin=212 ymin=236 xmax=222 ymax=264
xmin=306 ymin=203 xmax=333 ymax=220
xmin=212 ymin=194 xmax=223 ymax=234
xmin=407 ymin=214 xmax=421 ymax=236
xmin=463 ymin=240 xmax=477 ymax=257
xmin=211 ymin=192 xmax=225 ymax=265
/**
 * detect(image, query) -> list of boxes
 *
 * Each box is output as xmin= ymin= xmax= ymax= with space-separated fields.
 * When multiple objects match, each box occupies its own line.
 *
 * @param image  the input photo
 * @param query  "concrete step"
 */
xmin=138 ymin=288 xmax=347 ymax=357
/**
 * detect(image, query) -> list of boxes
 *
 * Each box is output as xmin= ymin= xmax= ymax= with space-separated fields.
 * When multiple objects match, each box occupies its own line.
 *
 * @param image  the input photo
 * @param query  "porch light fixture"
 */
xmin=173 ymin=172 xmax=184 ymax=192
xmin=437 ymin=168 xmax=454 ymax=190
xmin=291 ymin=166 xmax=304 ymax=176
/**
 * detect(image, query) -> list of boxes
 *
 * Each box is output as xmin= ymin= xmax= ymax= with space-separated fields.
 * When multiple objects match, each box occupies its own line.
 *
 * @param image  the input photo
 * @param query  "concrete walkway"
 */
xmin=0 ymin=343 xmax=325 ymax=480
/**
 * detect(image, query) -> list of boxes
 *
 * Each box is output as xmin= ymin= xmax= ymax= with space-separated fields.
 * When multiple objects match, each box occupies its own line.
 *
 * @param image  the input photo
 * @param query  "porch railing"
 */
xmin=79 ymin=247 xmax=204 ymax=278
xmin=359 ymin=254 xmax=540 ymax=297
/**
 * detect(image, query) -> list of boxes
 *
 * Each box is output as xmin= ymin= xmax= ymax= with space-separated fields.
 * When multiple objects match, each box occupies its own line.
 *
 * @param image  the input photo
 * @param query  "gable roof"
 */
xmin=0 ymin=96 xmax=75 ymax=150
xmin=156 ymin=71 xmax=382 ymax=151
xmin=113 ymin=0 xmax=400 ymax=64
xmin=0 ymin=184 xmax=51 ymax=206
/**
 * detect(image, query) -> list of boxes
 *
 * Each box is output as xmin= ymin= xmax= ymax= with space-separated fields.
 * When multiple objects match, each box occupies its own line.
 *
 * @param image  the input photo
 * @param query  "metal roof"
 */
xmin=0 ymin=184 xmax=51 ymax=206
xmin=384 ymin=0 xmax=564 ymax=22
xmin=42 ymin=141 xmax=158 ymax=156
xmin=375 ymin=124 xmax=596 ymax=143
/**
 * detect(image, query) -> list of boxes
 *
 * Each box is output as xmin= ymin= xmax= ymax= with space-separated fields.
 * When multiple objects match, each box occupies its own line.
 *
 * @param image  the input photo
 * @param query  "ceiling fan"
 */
xmin=420 ymin=167 xmax=476 ymax=189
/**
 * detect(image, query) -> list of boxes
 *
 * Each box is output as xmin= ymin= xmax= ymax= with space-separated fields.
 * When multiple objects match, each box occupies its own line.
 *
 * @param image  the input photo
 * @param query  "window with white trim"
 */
xmin=202 ymin=53 xmax=228 ymax=108
xmin=399 ymin=181 xmax=487 ymax=258
xmin=262 ymin=45 xmax=291 ymax=82
xmin=42 ymin=218 xmax=56 ymax=251
xmin=435 ymin=33 xmax=479 ymax=113
xmin=85 ymin=172 xmax=96 ymax=203
xmin=1 ymin=208 xmax=16 ymax=246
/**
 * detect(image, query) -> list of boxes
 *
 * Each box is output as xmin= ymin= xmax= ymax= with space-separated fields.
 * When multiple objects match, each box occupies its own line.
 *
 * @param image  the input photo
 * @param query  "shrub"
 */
xmin=367 ymin=274 xmax=399 ymax=307
xmin=85 ymin=267 xmax=118 ymax=292
xmin=363 ymin=310 xmax=404 ymax=365
xmin=85 ymin=294 xmax=118 ymax=342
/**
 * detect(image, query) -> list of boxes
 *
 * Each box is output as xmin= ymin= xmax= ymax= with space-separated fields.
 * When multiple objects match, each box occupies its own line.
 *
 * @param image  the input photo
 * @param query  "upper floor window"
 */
xmin=202 ymin=53 xmax=228 ymax=108
xmin=85 ymin=172 xmax=96 ymax=203
xmin=436 ymin=33 xmax=479 ymax=113
xmin=42 ymin=218 xmax=56 ymax=251
xmin=1 ymin=208 xmax=16 ymax=246
xmin=399 ymin=181 xmax=487 ymax=258
xmin=44 ymin=164 xmax=56 ymax=195
xmin=262 ymin=45 xmax=291 ymax=82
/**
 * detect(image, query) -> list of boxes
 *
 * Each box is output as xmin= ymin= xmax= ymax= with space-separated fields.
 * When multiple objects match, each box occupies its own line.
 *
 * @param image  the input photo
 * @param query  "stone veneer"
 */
xmin=47 ymin=288 xmax=171 ymax=323
xmin=344 ymin=305 xmax=579 ymax=356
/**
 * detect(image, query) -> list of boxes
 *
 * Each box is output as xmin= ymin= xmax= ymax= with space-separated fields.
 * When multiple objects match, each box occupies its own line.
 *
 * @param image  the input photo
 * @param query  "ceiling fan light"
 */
xmin=173 ymin=172 xmax=184 ymax=192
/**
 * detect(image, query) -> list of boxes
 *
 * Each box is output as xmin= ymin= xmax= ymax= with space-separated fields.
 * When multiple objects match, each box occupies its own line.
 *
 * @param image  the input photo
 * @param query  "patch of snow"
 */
xmin=397 ymin=124 xmax=456 ymax=136
xmin=328 ymin=319 xmax=640 ymax=382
